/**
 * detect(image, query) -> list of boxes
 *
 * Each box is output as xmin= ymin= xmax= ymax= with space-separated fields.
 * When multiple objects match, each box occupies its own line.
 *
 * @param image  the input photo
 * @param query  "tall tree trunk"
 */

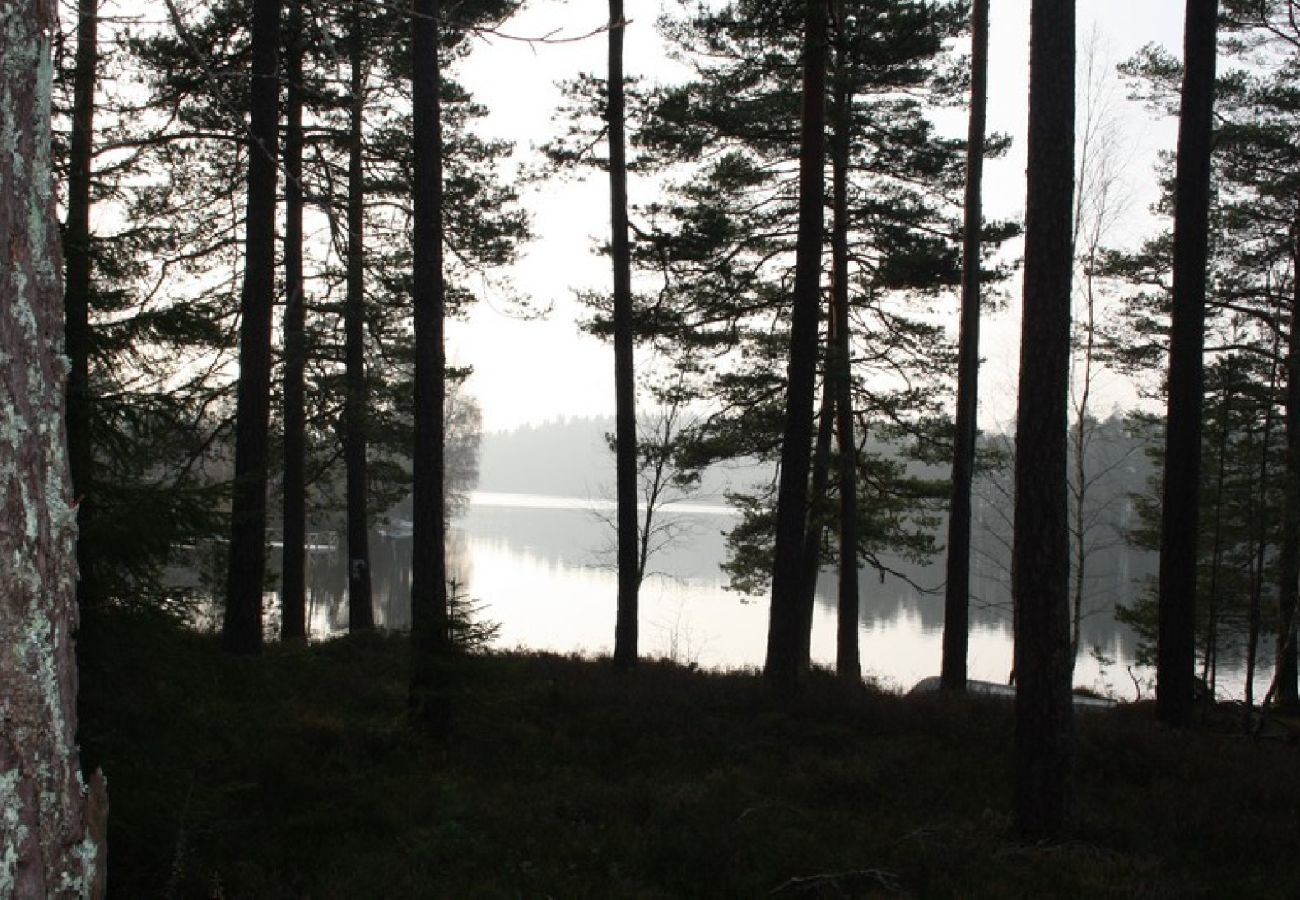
xmin=765 ymin=0 xmax=828 ymax=688
xmin=830 ymin=31 xmax=860 ymax=682
xmin=940 ymin=0 xmax=989 ymax=692
xmin=1201 ymin=385 xmax=1231 ymax=696
xmin=1273 ymin=230 xmax=1300 ymax=710
xmin=1246 ymin=324 xmax=1281 ymax=714
xmin=345 ymin=0 xmax=374 ymax=632
xmin=1013 ymin=0 xmax=1075 ymax=841
xmin=1 ymin=2 xmax=108 ymax=889
xmin=223 ymin=0 xmax=283 ymax=655
xmin=64 ymin=0 xmax=99 ymax=609
xmin=609 ymin=0 xmax=639 ymax=669
xmin=1156 ymin=0 xmax=1217 ymax=727
xmin=281 ymin=0 xmax=307 ymax=641
xmin=409 ymin=0 xmax=450 ymax=729
xmin=796 ymin=364 xmax=835 ymax=670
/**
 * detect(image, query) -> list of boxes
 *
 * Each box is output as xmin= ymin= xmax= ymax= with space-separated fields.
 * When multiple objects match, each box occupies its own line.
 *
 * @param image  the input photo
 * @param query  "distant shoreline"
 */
xmin=468 ymin=490 xmax=737 ymax=517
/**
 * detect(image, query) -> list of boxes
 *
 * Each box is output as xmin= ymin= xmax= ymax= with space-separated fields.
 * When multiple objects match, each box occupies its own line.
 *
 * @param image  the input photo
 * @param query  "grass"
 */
xmin=78 ymin=608 xmax=1300 ymax=898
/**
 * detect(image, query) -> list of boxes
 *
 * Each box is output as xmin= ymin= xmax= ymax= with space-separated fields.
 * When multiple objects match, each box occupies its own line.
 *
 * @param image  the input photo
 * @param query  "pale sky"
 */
xmin=452 ymin=1 xmax=1188 ymax=433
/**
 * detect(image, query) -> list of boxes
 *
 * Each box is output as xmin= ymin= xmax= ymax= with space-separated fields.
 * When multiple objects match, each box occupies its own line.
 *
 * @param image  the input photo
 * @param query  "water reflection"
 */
xmin=275 ymin=491 xmax=1177 ymax=697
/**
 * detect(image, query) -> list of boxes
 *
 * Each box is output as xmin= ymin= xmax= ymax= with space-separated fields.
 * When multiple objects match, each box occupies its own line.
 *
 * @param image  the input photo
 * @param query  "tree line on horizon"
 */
xmin=6 ymin=0 xmax=1300 ymax=883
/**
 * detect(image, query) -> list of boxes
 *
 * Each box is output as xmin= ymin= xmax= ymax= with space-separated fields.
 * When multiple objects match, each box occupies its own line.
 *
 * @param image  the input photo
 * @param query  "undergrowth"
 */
xmin=77 ymin=608 xmax=1299 ymax=898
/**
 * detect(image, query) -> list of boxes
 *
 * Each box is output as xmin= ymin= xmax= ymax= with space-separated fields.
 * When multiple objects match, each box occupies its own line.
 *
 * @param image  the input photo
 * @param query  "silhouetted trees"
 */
xmin=609 ymin=0 xmax=640 ymax=670
xmin=1156 ymin=0 xmax=1218 ymax=727
xmin=765 ymin=0 xmax=828 ymax=688
xmin=1012 ymin=0 xmax=1075 ymax=840
xmin=223 ymin=0 xmax=282 ymax=655
xmin=409 ymin=0 xmax=451 ymax=728
xmin=940 ymin=0 xmax=989 ymax=692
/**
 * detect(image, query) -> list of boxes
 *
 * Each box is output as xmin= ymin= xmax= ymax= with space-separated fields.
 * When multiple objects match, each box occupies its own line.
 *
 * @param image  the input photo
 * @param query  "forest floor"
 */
xmin=79 ymin=607 xmax=1299 ymax=899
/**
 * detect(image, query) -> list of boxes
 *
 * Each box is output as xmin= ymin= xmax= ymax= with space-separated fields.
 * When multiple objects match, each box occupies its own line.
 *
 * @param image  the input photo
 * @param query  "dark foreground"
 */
xmin=79 ymin=609 xmax=1299 ymax=898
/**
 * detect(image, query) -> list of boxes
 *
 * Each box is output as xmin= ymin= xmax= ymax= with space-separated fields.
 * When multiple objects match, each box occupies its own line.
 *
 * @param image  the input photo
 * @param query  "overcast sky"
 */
xmin=451 ymin=1 xmax=1189 ymax=433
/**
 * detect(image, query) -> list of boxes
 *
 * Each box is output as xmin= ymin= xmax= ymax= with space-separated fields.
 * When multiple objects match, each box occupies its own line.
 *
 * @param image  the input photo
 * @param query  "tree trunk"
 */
xmin=345 ymin=0 xmax=374 ymax=632
xmin=409 ymin=0 xmax=450 ymax=730
xmin=940 ymin=0 xmax=989 ymax=694
xmin=1156 ymin=0 xmax=1217 ymax=727
xmin=796 ymin=365 xmax=835 ymax=671
xmin=64 ymin=0 xmax=99 ymax=609
xmin=223 ymin=0 xmax=282 ymax=655
xmin=830 ymin=33 xmax=860 ymax=682
xmin=609 ymin=0 xmax=639 ymax=669
xmin=765 ymin=0 xmax=828 ymax=689
xmin=281 ymin=0 xmax=307 ymax=641
xmin=1246 ymin=327 xmax=1281 ymax=714
xmin=1 ymin=2 xmax=108 ymax=890
xmin=1013 ymin=0 xmax=1075 ymax=841
xmin=1273 ymin=229 xmax=1300 ymax=710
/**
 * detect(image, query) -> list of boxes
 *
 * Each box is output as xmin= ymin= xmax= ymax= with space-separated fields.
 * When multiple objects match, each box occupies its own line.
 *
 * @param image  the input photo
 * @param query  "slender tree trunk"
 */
xmin=1013 ymin=0 xmax=1075 ymax=841
xmin=223 ymin=0 xmax=282 ymax=655
xmin=1246 ymin=327 xmax=1281 ymax=714
xmin=64 ymin=0 xmax=99 ymax=609
xmin=409 ymin=0 xmax=450 ymax=729
xmin=1 ymin=2 xmax=108 ymax=889
xmin=765 ymin=0 xmax=828 ymax=688
xmin=1201 ymin=386 xmax=1231 ymax=696
xmin=1272 ymin=231 xmax=1300 ymax=710
xmin=941 ymin=0 xmax=989 ymax=692
xmin=796 ymin=364 xmax=835 ymax=671
xmin=280 ymin=0 xmax=307 ymax=641
xmin=345 ymin=0 xmax=374 ymax=632
xmin=1068 ymin=280 xmax=1096 ymax=668
xmin=609 ymin=0 xmax=639 ymax=669
xmin=1156 ymin=0 xmax=1217 ymax=727
xmin=830 ymin=37 xmax=860 ymax=682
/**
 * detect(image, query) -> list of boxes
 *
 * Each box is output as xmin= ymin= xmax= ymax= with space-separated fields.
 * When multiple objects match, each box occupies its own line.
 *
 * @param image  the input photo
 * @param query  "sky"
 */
xmin=449 ymin=0 xmax=1189 ymax=433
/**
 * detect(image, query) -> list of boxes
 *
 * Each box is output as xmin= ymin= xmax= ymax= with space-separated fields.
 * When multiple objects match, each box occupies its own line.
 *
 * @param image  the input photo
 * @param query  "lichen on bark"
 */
xmin=1 ymin=1 xmax=108 ymax=896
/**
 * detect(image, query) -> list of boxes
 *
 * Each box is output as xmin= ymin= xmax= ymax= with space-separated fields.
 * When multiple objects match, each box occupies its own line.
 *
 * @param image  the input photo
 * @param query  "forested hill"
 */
xmin=476 ymin=416 xmax=770 ymax=501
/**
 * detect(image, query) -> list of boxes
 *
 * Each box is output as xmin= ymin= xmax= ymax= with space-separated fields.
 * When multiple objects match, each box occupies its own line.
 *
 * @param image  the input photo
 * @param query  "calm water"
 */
xmin=279 ymin=490 xmax=1188 ymax=699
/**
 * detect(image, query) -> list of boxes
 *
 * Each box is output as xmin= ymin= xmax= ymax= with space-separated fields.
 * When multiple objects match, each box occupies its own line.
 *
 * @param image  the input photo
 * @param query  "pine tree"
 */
xmin=1013 ymin=0 xmax=1075 ymax=840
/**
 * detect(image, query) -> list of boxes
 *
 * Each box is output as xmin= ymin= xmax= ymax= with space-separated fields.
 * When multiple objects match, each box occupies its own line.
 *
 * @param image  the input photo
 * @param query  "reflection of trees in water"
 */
xmin=810 ymin=505 xmax=1154 ymax=664
xmin=293 ymin=530 xmax=472 ymax=637
xmin=276 ymin=493 xmax=1153 ymax=664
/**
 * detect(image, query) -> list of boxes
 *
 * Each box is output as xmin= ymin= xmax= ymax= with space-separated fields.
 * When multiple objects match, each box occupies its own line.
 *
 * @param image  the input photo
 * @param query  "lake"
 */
xmin=276 ymin=490 xmax=1205 ymax=700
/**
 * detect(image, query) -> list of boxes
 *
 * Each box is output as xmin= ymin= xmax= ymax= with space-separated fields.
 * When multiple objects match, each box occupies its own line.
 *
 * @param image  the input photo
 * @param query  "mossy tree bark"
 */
xmin=1 ymin=0 xmax=108 ymax=892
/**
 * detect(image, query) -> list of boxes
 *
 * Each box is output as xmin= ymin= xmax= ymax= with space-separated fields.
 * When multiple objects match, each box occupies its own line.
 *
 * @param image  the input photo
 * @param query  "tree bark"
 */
xmin=1013 ymin=0 xmax=1075 ymax=841
xmin=765 ymin=0 xmax=828 ymax=689
xmin=1 ymin=1 xmax=108 ymax=891
xmin=1272 ymin=227 xmax=1300 ymax=709
xmin=941 ymin=0 xmax=989 ymax=694
xmin=64 ymin=0 xmax=99 ymax=609
xmin=830 ymin=29 xmax=861 ymax=682
xmin=223 ymin=0 xmax=282 ymax=655
xmin=345 ymin=0 xmax=374 ymax=633
xmin=609 ymin=0 xmax=639 ymax=669
xmin=409 ymin=0 xmax=450 ymax=729
xmin=796 ymin=364 xmax=835 ymax=671
xmin=280 ymin=0 xmax=307 ymax=642
xmin=1156 ymin=0 xmax=1217 ymax=727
